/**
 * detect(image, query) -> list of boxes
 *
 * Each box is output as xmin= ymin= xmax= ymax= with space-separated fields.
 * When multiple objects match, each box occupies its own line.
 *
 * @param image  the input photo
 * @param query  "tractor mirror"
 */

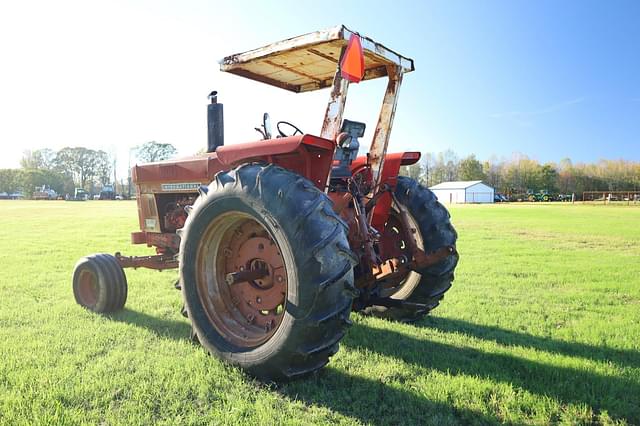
xmin=263 ymin=113 xmax=272 ymax=139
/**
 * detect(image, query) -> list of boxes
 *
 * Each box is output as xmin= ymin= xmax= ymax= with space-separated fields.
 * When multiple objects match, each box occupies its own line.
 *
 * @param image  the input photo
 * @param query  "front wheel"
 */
xmin=72 ymin=253 xmax=128 ymax=313
xmin=179 ymin=164 xmax=357 ymax=380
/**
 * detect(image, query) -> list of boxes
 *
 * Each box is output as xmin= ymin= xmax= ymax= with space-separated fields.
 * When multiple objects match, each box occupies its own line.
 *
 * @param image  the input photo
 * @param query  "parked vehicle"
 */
xmin=100 ymin=184 xmax=116 ymax=200
xmin=33 ymin=185 xmax=57 ymax=200
xmin=526 ymin=190 xmax=551 ymax=202
xmin=66 ymin=188 xmax=89 ymax=201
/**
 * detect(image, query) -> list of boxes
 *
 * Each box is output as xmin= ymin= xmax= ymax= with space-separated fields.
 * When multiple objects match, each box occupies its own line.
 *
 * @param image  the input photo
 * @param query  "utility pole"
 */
xmin=128 ymin=147 xmax=133 ymax=198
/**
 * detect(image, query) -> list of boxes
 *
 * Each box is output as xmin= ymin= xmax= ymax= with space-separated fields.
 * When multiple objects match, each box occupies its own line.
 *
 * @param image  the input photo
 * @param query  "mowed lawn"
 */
xmin=0 ymin=200 xmax=639 ymax=425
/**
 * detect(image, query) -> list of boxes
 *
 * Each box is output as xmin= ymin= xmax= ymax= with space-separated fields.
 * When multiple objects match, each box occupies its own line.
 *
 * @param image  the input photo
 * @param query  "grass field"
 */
xmin=1 ymin=200 xmax=639 ymax=425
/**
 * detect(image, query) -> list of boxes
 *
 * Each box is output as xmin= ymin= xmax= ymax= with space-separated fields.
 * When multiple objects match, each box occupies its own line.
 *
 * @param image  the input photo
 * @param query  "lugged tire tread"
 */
xmin=366 ymin=176 xmax=458 ymax=322
xmin=180 ymin=163 xmax=356 ymax=380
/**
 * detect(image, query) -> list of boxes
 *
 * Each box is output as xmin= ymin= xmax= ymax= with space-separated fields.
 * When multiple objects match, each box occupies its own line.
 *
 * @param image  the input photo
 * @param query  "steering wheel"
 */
xmin=276 ymin=121 xmax=303 ymax=137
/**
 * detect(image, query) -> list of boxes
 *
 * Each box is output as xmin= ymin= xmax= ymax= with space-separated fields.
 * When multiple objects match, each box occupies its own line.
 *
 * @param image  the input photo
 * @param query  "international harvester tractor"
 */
xmin=72 ymin=26 xmax=459 ymax=380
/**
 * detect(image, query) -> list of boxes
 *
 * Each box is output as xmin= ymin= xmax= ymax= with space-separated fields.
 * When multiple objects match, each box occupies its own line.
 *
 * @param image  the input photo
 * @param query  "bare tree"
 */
xmin=20 ymin=148 xmax=56 ymax=170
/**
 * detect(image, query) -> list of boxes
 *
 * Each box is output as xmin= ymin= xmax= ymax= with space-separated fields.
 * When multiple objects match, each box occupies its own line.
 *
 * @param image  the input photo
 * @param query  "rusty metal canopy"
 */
xmin=220 ymin=25 xmax=415 ymax=93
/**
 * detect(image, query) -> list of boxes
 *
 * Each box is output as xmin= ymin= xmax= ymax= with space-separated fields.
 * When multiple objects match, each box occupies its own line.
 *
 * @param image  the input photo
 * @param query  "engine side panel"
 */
xmin=131 ymin=135 xmax=336 ymax=241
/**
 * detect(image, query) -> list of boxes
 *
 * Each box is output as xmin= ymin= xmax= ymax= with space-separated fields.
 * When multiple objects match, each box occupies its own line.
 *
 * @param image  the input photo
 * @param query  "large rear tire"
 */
xmin=367 ymin=176 xmax=458 ymax=322
xmin=179 ymin=163 xmax=357 ymax=380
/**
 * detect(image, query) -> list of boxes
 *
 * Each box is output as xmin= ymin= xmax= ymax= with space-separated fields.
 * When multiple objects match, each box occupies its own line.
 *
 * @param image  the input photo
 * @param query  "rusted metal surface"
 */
xmin=130 ymin=231 xmax=146 ymax=244
xmin=195 ymin=216 xmax=287 ymax=347
xmin=320 ymin=67 xmax=350 ymax=141
xmin=76 ymin=269 xmax=98 ymax=307
xmin=409 ymin=246 xmax=456 ymax=271
xmin=337 ymin=180 xmax=455 ymax=296
xmin=115 ymin=252 xmax=179 ymax=270
xmin=369 ymin=66 xmax=404 ymax=195
xmin=332 ymin=192 xmax=353 ymax=214
xmin=225 ymin=268 xmax=268 ymax=286
xmin=219 ymin=25 xmax=414 ymax=93
xmin=388 ymin=189 xmax=456 ymax=271
xmin=372 ymin=257 xmax=405 ymax=280
xmin=389 ymin=191 xmax=419 ymax=254
xmin=130 ymin=231 xmax=181 ymax=252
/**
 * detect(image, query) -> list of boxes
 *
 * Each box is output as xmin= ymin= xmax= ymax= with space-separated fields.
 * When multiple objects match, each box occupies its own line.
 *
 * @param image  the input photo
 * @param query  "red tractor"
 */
xmin=72 ymin=26 xmax=459 ymax=380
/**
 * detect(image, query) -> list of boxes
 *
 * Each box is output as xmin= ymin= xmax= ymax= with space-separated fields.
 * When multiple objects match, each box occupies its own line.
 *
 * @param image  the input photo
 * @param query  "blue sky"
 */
xmin=0 ymin=0 xmax=638 ymax=172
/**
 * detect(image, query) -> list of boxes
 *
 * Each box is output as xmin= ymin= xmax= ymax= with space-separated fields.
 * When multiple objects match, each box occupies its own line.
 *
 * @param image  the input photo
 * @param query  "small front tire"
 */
xmin=72 ymin=254 xmax=128 ymax=313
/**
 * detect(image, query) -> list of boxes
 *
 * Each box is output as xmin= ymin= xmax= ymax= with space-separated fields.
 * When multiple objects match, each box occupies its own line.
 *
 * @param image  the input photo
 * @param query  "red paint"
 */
xmin=133 ymin=135 xmax=336 ymax=192
xmin=350 ymin=151 xmax=421 ymax=230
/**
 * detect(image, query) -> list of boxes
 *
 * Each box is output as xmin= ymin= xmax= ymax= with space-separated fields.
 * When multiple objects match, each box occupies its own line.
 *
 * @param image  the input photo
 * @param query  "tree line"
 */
xmin=0 ymin=142 xmax=176 ymax=197
xmin=401 ymin=151 xmax=640 ymax=197
xmin=3 ymin=144 xmax=637 ymax=199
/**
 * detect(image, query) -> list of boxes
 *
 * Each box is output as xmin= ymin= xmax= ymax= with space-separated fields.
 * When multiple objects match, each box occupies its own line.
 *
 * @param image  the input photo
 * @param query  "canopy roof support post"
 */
xmin=320 ymin=65 xmax=350 ymax=141
xmin=369 ymin=65 xmax=403 ymax=192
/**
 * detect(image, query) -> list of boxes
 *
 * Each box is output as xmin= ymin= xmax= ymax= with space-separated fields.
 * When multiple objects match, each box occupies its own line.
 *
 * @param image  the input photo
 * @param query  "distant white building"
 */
xmin=430 ymin=180 xmax=495 ymax=204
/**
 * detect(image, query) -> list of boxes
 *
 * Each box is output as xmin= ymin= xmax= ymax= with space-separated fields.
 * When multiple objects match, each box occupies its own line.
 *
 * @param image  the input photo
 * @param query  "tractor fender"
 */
xmin=216 ymin=135 xmax=334 ymax=165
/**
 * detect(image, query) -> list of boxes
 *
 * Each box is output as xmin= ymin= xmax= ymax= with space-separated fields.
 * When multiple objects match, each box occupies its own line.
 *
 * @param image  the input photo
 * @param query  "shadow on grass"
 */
xmin=423 ymin=316 xmax=640 ymax=369
xmin=347 ymin=322 xmax=640 ymax=424
xmin=278 ymin=370 xmax=500 ymax=425
xmin=110 ymin=309 xmax=498 ymax=424
xmin=108 ymin=308 xmax=191 ymax=340
xmin=105 ymin=309 xmax=640 ymax=423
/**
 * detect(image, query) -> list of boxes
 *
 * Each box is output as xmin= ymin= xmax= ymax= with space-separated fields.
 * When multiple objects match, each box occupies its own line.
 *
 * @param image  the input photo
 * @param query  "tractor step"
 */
xmin=368 ymin=297 xmax=433 ymax=312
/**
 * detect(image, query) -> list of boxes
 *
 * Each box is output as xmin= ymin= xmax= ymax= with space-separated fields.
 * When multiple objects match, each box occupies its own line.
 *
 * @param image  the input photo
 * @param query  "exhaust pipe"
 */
xmin=207 ymin=90 xmax=224 ymax=152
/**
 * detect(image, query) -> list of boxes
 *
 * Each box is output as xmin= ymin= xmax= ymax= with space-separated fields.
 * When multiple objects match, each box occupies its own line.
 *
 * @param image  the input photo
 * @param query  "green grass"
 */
xmin=1 ymin=201 xmax=639 ymax=425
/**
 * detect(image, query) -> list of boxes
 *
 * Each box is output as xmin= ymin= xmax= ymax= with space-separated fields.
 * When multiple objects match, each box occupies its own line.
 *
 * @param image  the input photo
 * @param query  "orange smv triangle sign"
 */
xmin=340 ymin=34 xmax=364 ymax=83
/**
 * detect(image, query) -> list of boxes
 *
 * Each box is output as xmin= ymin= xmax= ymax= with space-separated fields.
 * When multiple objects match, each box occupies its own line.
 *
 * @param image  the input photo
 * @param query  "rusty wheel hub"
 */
xmin=77 ymin=269 xmax=98 ymax=307
xmin=196 ymin=213 xmax=287 ymax=348
xmin=378 ymin=207 xmax=422 ymax=297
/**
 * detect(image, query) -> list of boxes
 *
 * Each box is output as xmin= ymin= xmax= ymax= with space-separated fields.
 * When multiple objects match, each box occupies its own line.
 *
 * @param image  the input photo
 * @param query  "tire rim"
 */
xmin=195 ymin=212 xmax=287 ymax=348
xmin=379 ymin=204 xmax=423 ymax=299
xmin=77 ymin=269 xmax=98 ymax=307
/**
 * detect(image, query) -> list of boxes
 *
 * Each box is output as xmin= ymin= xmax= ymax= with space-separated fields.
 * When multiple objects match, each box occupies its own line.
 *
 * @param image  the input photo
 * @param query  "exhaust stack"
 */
xmin=207 ymin=91 xmax=224 ymax=152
